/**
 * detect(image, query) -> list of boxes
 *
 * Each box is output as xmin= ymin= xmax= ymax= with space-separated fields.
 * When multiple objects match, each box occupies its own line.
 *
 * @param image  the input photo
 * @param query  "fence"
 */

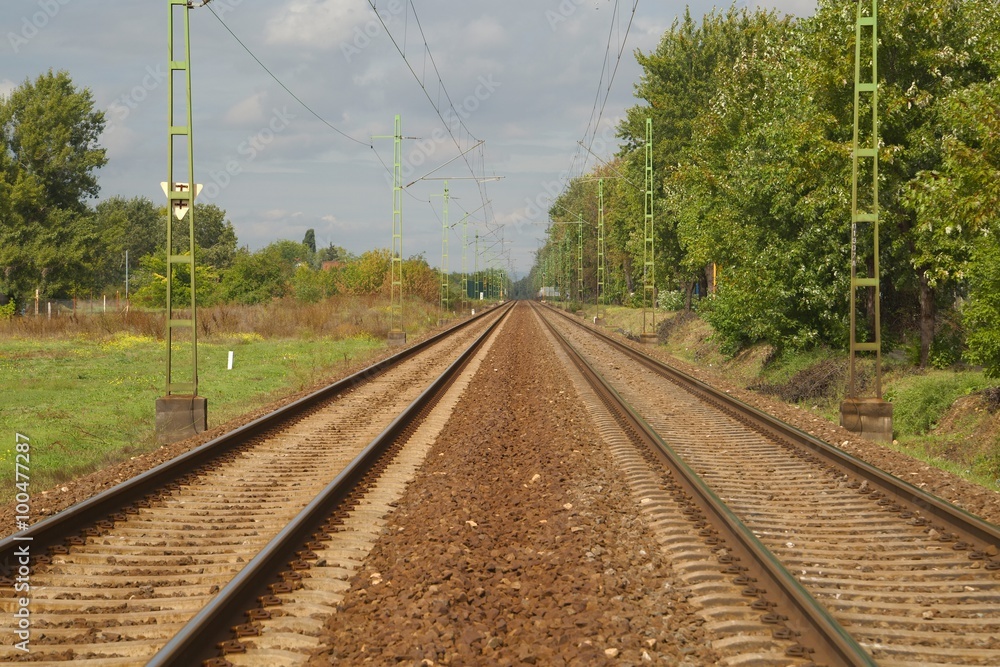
xmin=24 ymin=293 xmax=132 ymax=317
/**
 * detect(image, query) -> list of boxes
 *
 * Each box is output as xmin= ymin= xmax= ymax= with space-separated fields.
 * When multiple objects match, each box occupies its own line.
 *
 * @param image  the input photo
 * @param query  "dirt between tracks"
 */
xmin=307 ymin=306 xmax=717 ymax=666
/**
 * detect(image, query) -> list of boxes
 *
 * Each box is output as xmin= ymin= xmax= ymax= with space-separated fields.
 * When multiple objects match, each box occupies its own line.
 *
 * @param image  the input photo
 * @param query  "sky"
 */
xmin=2 ymin=0 xmax=816 ymax=277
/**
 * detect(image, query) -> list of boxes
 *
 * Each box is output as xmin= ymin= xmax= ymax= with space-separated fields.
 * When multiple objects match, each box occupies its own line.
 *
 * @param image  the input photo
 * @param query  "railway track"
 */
xmin=0 ymin=303 xmax=512 ymax=665
xmin=535 ymin=302 xmax=1000 ymax=666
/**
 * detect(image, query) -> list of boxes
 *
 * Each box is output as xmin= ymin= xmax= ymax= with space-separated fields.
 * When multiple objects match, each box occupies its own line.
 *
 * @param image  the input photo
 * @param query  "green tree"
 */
xmin=92 ymin=196 xmax=161 ymax=290
xmin=302 ymin=228 xmax=316 ymax=254
xmin=0 ymin=70 xmax=106 ymax=303
xmin=163 ymin=203 xmax=238 ymax=270
xmin=131 ymin=253 xmax=220 ymax=308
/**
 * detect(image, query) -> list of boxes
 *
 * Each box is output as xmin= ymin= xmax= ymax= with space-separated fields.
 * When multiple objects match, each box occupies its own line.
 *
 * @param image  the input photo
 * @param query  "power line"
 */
xmin=364 ymin=1 xmax=493 ymax=219
xmin=205 ymin=3 xmax=371 ymax=149
xmin=575 ymin=0 xmax=642 ymax=178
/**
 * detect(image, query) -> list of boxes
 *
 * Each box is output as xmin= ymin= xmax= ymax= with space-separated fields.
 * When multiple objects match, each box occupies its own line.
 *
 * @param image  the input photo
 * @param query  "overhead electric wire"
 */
xmin=575 ymin=0 xmax=641 ymax=177
xmin=365 ymin=0 xmax=493 ymax=219
xmin=205 ymin=3 xmax=371 ymax=149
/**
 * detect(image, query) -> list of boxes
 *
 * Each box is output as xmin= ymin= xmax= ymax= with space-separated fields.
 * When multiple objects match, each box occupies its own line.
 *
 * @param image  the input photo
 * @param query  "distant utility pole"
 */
xmin=597 ymin=178 xmax=606 ymax=324
xmin=156 ymin=0 xmax=206 ymax=444
xmin=641 ymin=117 xmax=656 ymax=343
xmin=432 ymin=181 xmax=450 ymax=322
xmin=373 ymin=114 xmax=414 ymax=346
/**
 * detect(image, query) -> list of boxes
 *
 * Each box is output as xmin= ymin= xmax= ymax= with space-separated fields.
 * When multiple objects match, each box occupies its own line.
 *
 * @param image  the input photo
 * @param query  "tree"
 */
xmin=92 ymin=196 xmax=160 ymax=290
xmin=302 ymin=228 xmax=316 ymax=254
xmin=163 ymin=202 xmax=238 ymax=270
xmin=131 ymin=253 xmax=220 ymax=308
xmin=0 ymin=70 xmax=106 ymax=303
xmin=218 ymin=240 xmax=308 ymax=304
xmin=219 ymin=247 xmax=286 ymax=305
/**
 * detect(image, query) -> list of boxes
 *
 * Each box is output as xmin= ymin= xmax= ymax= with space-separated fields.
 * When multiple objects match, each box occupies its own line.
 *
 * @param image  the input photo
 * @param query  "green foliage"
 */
xmin=291 ymin=264 xmax=332 ymax=303
xmin=0 ymin=301 xmax=15 ymax=319
xmin=92 ymin=196 xmax=160 ymax=289
xmin=529 ymin=0 xmax=1000 ymax=364
xmin=965 ymin=231 xmax=1000 ymax=378
xmin=658 ymin=290 xmax=685 ymax=312
xmin=885 ymin=371 xmax=989 ymax=436
xmin=219 ymin=247 xmax=286 ymax=305
xmin=164 ymin=203 xmax=239 ymax=270
xmin=338 ymin=249 xmax=391 ymax=295
xmin=131 ymin=253 xmax=220 ymax=308
xmin=0 ymin=70 xmax=106 ymax=302
xmin=302 ymin=228 xmax=317 ymax=254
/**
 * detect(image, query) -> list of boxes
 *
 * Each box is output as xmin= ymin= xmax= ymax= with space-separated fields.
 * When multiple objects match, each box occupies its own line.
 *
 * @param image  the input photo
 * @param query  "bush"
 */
xmin=658 ymin=290 xmax=685 ymax=311
xmin=886 ymin=372 xmax=990 ymax=436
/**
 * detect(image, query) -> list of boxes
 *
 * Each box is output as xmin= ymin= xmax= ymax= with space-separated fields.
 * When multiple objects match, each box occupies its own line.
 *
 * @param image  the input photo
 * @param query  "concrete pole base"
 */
xmin=639 ymin=333 xmax=658 ymax=345
xmin=387 ymin=331 xmax=407 ymax=347
xmin=593 ymin=317 xmax=605 ymax=326
xmin=840 ymin=397 xmax=893 ymax=442
xmin=155 ymin=395 xmax=208 ymax=444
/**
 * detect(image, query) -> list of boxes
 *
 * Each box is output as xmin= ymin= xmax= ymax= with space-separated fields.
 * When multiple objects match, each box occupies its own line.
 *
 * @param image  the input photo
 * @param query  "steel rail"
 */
xmin=149 ymin=301 xmax=513 ymax=665
xmin=0 ymin=306 xmax=505 ymax=567
xmin=534 ymin=303 xmax=875 ymax=666
xmin=544 ymin=304 xmax=1000 ymax=553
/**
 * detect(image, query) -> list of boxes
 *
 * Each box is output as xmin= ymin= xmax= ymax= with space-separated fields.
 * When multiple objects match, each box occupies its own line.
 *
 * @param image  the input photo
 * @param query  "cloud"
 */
xmin=265 ymin=0 xmax=370 ymax=49
xmin=458 ymin=16 xmax=507 ymax=50
xmin=224 ymin=92 xmax=267 ymax=126
xmin=261 ymin=209 xmax=304 ymax=221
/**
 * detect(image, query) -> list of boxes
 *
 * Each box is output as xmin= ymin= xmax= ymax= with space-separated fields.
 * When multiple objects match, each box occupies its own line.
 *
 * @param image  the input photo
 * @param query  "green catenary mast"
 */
xmin=841 ymin=0 xmax=892 ymax=441
xmin=156 ymin=0 xmax=206 ymax=443
xmin=642 ymin=117 xmax=655 ymax=341
xmin=597 ymin=177 xmax=606 ymax=323
xmin=374 ymin=115 xmax=406 ymax=344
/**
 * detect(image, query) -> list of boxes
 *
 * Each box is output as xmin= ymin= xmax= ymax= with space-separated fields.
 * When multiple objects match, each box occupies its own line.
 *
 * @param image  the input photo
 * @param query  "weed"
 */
xmin=885 ymin=371 xmax=990 ymax=436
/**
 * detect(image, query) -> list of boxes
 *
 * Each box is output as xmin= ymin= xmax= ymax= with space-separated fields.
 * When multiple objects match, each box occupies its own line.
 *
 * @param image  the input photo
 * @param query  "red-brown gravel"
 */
xmin=306 ymin=304 xmax=717 ymax=666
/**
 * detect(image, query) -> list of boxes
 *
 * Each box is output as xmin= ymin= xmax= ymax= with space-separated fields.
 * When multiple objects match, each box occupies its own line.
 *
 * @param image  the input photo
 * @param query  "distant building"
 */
xmin=537 ymin=286 xmax=560 ymax=299
xmin=321 ymin=260 xmax=345 ymax=271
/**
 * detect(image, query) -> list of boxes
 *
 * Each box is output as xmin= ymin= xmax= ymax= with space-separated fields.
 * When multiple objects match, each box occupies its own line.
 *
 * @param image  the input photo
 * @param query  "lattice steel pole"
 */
xmin=461 ymin=213 xmax=468 ymax=313
xmin=156 ymin=0 xmax=206 ymax=444
xmin=577 ymin=213 xmax=584 ymax=306
xmin=841 ymin=0 xmax=892 ymax=441
xmin=642 ymin=117 xmax=656 ymax=341
xmin=373 ymin=115 xmax=407 ymax=345
xmin=597 ymin=177 xmax=606 ymax=323
xmin=435 ymin=181 xmax=450 ymax=320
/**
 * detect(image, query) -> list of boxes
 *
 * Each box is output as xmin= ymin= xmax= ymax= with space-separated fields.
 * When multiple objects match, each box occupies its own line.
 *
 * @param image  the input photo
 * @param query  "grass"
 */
xmin=0 ymin=292 xmax=473 ymax=504
xmin=0 ymin=331 xmax=385 ymax=502
xmin=884 ymin=370 xmax=990 ymax=436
